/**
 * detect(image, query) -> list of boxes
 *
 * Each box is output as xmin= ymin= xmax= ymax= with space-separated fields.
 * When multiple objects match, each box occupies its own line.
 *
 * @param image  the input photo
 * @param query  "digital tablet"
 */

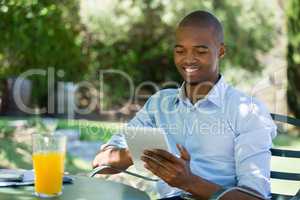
xmin=123 ymin=127 xmax=170 ymax=172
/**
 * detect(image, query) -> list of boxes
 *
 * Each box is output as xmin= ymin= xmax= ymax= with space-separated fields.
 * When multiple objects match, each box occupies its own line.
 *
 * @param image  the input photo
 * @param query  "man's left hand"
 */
xmin=141 ymin=144 xmax=194 ymax=190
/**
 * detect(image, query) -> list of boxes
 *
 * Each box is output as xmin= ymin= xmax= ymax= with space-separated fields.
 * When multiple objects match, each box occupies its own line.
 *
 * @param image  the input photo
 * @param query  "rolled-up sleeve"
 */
xmin=233 ymin=99 xmax=277 ymax=199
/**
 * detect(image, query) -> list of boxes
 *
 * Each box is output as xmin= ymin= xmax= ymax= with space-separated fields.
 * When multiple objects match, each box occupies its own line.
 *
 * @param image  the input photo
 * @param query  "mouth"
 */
xmin=183 ymin=66 xmax=200 ymax=74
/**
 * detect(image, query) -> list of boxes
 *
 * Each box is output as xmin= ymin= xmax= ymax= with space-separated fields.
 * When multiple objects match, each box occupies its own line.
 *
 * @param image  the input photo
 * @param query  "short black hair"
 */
xmin=178 ymin=10 xmax=224 ymax=43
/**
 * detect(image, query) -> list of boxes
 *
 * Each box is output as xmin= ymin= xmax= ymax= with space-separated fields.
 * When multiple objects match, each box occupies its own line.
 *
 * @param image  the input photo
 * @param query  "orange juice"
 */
xmin=32 ymin=151 xmax=65 ymax=196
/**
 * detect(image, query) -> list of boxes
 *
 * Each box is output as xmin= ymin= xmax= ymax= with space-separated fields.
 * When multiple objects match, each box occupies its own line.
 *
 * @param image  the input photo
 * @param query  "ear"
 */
xmin=218 ymin=43 xmax=226 ymax=59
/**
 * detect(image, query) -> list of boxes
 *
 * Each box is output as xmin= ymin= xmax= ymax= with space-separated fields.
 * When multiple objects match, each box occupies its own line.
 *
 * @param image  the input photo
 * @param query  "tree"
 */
xmin=0 ymin=0 xmax=89 ymax=108
xmin=0 ymin=0 xmax=279 ymax=112
xmin=81 ymin=0 xmax=277 ymax=106
xmin=287 ymin=0 xmax=300 ymax=118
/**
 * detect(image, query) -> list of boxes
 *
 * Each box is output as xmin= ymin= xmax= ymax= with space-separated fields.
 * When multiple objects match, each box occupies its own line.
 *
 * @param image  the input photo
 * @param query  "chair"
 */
xmin=269 ymin=113 xmax=300 ymax=200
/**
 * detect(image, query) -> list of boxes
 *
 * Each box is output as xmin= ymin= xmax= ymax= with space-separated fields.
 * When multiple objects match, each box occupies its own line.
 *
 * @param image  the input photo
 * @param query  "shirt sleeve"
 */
xmin=233 ymin=98 xmax=277 ymax=199
xmin=104 ymin=95 xmax=157 ymax=149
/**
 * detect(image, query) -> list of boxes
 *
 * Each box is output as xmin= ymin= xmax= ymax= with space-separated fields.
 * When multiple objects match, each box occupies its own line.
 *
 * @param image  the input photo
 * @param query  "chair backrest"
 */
xmin=270 ymin=113 xmax=300 ymax=200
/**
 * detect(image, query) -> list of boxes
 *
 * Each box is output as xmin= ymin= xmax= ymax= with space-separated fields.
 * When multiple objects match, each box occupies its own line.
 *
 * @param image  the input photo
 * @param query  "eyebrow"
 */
xmin=174 ymin=44 xmax=209 ymax=49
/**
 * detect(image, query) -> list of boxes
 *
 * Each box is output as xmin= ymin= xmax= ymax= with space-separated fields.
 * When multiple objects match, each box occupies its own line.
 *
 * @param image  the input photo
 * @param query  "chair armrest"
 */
xmin=178 ymin=189 xmax=228 ymax=200
xmin=208 ymin=188 xmax=228 ymax=200
xmin=208 ymin=187 xmax=266 ymax=200
xmin=179 ymin=187 xmax=263 ymax=200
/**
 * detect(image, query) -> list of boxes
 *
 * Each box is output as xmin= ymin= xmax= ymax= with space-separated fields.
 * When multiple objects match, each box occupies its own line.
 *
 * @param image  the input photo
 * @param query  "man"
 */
xmin=92 ymin=10 xmax=276 ymax=200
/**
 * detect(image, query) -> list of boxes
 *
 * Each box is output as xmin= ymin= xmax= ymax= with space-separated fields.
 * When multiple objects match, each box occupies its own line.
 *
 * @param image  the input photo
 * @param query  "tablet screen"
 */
xmin=123 ymin=127 xmax=170 ymax=173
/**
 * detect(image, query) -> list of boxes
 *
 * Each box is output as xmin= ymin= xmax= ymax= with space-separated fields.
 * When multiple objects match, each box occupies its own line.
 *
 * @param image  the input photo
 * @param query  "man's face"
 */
xmin=174 ymin=26 xmax=224 ymax=84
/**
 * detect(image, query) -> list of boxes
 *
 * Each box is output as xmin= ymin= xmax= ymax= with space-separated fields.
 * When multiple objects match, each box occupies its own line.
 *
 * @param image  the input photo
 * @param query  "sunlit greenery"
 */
xmin=287 ymin=0 xmax=300 ymax=118
xmin=0 ymin=0 xmax=278 ymax=108
xmin=0 ymin=0 xmax=88 ymax=106
xmin=0 ymin=117 xmax=117 ymax=172
xmin=82 ymin=0 xmax=277 ymax=106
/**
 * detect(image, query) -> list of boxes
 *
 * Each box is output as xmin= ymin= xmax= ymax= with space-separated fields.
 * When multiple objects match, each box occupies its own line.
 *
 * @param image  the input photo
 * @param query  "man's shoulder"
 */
xmin=224 ymin=84 xmax=276 ymax=138
xmin=225 ymin=85 xmax=266 ymax=109
xmin=224 ymin=84 xmax=274 ymax=123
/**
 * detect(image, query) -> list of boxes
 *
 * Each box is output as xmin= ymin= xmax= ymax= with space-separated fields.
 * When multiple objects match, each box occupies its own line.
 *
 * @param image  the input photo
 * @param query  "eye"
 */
xmin=174 ymin=47 xmax=185 ymax=54
xmin=196 ymin=50 xmax=207 ymax=55
xmin=197 ymin=50 xmax=207 ymax=54
xmin=175 ymin=50 xmax=184 ymax=54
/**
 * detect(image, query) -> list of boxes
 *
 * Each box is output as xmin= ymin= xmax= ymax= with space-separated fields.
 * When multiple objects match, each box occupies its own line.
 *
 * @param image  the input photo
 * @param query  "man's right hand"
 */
xmin=92 ymin=147 xmax=133 ymax=174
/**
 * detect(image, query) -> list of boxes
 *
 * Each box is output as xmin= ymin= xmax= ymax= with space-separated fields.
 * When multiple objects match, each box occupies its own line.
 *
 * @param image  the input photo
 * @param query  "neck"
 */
xmin=185 ymin=74 xmax=220 ymax=104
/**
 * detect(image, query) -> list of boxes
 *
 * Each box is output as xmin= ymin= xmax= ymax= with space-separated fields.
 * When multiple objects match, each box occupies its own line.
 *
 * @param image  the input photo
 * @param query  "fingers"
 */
xmin=92 ymin=148 xmax=112 ymax=168
xmin=141 ymin=155 xmax=172 ymax=179
xmin=92 ymin=160 xmax=98 ymax=168
xmin=176 ymin=144 xmax=191 ymax=161
xmin=141 ymin=149 xmax=182 ymax=178
xmin=144 ymin=149 xmax=180 ymax=163
xmin=92 ymin=154 xmax=101 ymax=168
xmin=141 ymin=154 xmax=175 ymax=172
xmin=144 ymin=161 xmax=171 ymax=179
xmin=141 ymin=155 xmax=166 ymax=170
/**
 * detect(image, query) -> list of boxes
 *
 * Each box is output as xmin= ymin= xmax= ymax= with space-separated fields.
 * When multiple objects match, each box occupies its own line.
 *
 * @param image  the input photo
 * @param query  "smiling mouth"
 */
xmin=183 ymin=67 xmax=200 ymax=74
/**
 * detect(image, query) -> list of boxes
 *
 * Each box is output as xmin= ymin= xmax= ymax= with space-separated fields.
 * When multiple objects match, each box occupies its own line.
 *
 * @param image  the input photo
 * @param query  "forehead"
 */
xmin=175 ymin=26 xmax=217 ymax=47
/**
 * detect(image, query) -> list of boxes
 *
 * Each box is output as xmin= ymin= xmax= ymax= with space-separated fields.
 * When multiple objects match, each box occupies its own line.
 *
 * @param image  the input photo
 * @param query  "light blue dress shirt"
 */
xmin=105 ymin=75 xmax=277 ymax=199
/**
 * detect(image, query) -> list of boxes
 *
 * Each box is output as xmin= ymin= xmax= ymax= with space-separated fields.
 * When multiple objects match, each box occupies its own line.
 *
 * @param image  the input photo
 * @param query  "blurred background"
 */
xmin=0 ymin=0 xmax=299 ymax=198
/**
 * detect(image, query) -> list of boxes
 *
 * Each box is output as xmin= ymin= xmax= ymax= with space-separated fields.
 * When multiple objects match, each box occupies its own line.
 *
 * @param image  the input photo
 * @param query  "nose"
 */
xmin=183 ymin=52 xmax=197 ymax=65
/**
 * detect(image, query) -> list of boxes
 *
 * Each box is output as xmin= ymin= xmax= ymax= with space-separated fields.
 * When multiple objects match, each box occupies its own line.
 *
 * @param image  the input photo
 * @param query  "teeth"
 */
xmin=185 ymin=68 xmax=199 ymax=73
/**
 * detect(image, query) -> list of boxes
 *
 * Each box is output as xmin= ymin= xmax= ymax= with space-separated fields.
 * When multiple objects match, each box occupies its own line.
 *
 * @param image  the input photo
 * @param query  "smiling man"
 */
xmin=92 ymin=11 xmax=276 ymax=200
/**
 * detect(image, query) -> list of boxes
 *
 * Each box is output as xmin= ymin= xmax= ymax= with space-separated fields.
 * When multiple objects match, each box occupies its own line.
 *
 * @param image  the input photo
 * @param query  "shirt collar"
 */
xmin=176 ymin=74 xmax=228 ymax=108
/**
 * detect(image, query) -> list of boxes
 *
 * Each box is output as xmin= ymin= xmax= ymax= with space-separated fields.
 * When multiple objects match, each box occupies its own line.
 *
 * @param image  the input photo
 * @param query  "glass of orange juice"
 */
xmin=32 ymin=134 xmax=67 ymax=198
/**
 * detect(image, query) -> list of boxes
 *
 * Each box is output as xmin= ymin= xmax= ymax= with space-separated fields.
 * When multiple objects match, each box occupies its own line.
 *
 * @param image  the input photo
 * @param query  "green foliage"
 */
xmin=0 ymin=117 xmax=115 ymax=172
xmin=0 ymin=0 xmax=89 ymax=106
xmin=287 ymin=0 xmax=300 ymax=118
xmin=0 ymin=138 xmax=32 ymax=169
xmin=0 ymin=0 xmax=277 ymax=109
xmin=212 ymin=0 xmax=276 ymax=71
xmin=57 ymin=119 xmax=114 ymax=142
xmin=0 ymin=135 xmax=88 ymax=173
xmin=78 ymin=126 xmax=113 ymax=142
xmin=82 ymin=0 xmax=276 ymax=106
xmin=84 ymin=0 xmax=276 ymax=72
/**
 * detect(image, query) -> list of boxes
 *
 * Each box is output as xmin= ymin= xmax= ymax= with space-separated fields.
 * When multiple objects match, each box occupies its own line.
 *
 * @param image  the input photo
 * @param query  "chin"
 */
xmin=184 ymin=79 xmax=203 ymax=85
xmin=184 ymin=77 xmax=215 ymax=86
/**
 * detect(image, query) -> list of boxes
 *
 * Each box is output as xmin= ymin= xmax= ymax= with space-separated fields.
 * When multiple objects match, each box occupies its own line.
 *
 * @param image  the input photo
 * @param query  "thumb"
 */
xmin=92 ymin=158 xmax=99 ymax=168
xmin=176 ymin=144 xmax=190 ymax=162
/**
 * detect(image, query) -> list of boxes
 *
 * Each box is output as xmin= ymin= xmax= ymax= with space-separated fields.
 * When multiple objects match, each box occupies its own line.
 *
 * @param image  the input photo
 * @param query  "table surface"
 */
xmin=0 ymin=176 xmax=150 ymax=200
